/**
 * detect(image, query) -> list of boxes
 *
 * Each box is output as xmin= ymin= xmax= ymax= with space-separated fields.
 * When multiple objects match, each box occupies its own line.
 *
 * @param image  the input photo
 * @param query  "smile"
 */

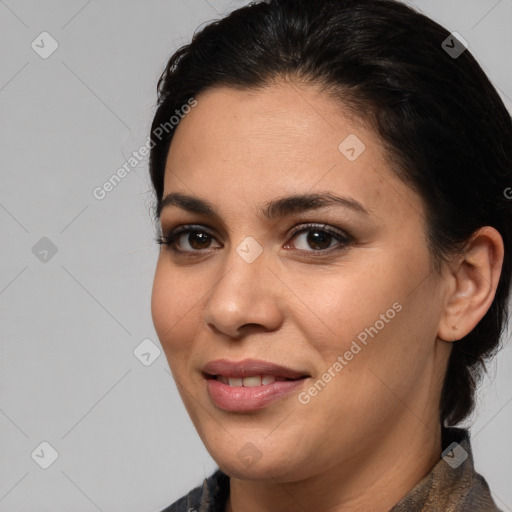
xmin=201 ymin=358 xmax=311 ymax=411
xmin=213 ymin=375 xmax=300 ymax=386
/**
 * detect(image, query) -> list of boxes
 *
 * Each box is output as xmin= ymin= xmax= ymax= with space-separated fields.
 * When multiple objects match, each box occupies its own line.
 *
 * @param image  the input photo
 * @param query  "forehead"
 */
xmin=169 ymin=81 xmax=370 ymax=155
xmin=162 ymin=82 xmax=424 ymax=224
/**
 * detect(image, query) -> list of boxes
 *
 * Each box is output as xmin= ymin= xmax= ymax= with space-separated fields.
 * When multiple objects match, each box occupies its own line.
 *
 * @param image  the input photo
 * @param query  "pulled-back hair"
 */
xmin=148 ymin=0 xmax=512 ymax=426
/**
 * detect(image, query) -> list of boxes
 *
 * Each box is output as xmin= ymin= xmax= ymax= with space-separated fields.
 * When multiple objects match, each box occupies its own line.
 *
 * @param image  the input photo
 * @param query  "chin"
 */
xmin=208 ymin=440 xmax=307 ymax=482
xmin=217 ymin=457 xmax=291 ymax=481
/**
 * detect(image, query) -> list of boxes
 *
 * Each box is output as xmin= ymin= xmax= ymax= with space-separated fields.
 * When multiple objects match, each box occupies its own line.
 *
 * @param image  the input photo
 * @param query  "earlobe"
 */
xmin=437 ymin=226 xmax=504 ymax=343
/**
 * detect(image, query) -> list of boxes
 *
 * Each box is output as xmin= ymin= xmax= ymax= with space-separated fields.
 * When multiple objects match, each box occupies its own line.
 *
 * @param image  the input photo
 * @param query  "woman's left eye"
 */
xmin=156 ymin=223 xmax=352 ymax=255
xmin=286 ymin=224 xmax=351 ymax=252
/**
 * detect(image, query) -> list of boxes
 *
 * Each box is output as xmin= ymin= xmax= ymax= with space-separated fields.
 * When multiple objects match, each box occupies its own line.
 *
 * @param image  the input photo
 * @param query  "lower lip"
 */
xmin=205 ymin=376 xmax=308 ymax=412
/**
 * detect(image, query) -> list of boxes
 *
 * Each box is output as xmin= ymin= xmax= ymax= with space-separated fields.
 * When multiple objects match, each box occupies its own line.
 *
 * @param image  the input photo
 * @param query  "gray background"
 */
xmin=1 ymin=0 xmax=511 ymax=510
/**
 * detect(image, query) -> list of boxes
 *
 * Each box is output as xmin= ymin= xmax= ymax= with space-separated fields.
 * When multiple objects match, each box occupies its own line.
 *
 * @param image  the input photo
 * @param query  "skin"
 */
xmin=151 ymin=79 xmax=504 ymax=512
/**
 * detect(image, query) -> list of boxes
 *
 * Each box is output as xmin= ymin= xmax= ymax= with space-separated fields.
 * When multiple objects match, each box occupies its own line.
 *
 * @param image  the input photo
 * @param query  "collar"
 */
xmin=390 ymin=426 xmax=501 ymax=511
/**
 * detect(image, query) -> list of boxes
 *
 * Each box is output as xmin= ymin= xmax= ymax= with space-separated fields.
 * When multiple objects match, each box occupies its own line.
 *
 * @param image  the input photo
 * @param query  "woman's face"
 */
xmin=151 ymin=81 xmax=451 ymax=481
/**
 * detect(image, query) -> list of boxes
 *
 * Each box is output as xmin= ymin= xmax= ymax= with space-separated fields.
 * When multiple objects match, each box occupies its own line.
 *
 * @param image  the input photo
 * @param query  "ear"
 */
xmin=437 ymin=226 xmax=504 ymax=342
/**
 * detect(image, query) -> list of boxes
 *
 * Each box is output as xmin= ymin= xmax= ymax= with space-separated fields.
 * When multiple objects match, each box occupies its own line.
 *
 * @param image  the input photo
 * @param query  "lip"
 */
xmin=202 ymin=358 xmax=310 ymax=412
xmin=201 ymin=358 xmax=309 ymax=379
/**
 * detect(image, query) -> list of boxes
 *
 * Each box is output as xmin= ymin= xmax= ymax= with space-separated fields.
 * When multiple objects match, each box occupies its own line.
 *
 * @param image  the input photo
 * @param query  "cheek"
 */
xmin=297 ymin=252 xmax=434 ymax=385
xmin=150 ymin=261 xmax=202 ymax=356
xmin=288 ymin=262 xmax=400 ymax=352
xmin=309 ymin=272 xmax=437 ymax=417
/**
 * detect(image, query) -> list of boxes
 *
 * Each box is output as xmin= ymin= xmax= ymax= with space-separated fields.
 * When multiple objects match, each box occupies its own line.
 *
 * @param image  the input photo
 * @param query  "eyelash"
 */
xmin=155 ymin=223 xmax=353 ymax=257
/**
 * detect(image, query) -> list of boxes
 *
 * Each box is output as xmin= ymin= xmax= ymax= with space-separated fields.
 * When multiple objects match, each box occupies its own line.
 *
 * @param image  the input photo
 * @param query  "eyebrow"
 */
xmin=157 ymin=191 xmax=370 ymax=219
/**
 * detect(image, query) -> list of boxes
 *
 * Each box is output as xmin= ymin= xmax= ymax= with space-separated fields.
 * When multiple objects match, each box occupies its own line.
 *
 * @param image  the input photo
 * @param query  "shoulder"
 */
xmin=391 ymin=426 xmax=503 ymax=512
xmin=158 ymin=468 xmax=230 ymax=512
xmin=442 ymin=427 xmax=502 ymax=511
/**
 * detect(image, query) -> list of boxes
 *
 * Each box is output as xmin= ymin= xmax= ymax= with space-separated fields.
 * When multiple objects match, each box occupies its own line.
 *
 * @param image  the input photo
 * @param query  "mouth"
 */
xmin=201 ymin=358 xmax=311 ymax=412
xmin=203 ymin=374 xmax=307 ymax=387
xmin=201 ymin=357 xmax=310 ymax=381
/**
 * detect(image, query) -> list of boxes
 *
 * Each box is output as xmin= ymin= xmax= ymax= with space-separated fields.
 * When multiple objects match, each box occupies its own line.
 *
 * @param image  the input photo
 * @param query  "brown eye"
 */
xmin=304 ymin=230 xmax=333 ymax=250
xmin=186 ymin=231 xmax=213 ymax=250
xmin=156 ymin=225 xmax=222 ymax=254
xmin=287 ymin=224 xmax=351 ymax=252
xmin=156 ymin=223 xmax=352 ymax=256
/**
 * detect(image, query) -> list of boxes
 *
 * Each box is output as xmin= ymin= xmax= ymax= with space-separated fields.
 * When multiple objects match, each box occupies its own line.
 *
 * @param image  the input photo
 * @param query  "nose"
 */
xmin=202 ymin=242 xmax=283 ymax=339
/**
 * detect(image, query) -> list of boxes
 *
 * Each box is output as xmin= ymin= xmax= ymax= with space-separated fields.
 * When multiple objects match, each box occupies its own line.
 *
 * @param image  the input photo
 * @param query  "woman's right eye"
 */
xmin=155 ymin=226 xmax=222 ymax=254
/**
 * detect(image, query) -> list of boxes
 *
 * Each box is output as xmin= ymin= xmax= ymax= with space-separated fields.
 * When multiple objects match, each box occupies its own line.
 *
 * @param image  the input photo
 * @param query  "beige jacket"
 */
xmin=160 ymin=426 xmax=502 ymax=512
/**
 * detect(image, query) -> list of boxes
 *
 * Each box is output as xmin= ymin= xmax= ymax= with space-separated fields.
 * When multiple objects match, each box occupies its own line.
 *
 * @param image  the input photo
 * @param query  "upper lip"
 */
xmin=202 ymin=358 xmax=310 ymax=379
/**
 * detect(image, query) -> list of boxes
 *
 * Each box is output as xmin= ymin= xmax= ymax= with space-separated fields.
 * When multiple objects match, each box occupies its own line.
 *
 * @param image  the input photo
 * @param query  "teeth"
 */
xmin=227 ymin=377 xmax=243 ymax=387
xmin=261 ymin=375 xmax=276 ymax=385
xmin=242 ymin=376 xmax=261 ymax=387
xmin=219 ymin=375 xmax=277 ymax=387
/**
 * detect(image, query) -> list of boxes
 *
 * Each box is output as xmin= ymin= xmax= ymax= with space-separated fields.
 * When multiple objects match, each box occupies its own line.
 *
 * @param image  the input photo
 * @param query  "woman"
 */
xmin=148 ymin=0 xmax=511 ymax=510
